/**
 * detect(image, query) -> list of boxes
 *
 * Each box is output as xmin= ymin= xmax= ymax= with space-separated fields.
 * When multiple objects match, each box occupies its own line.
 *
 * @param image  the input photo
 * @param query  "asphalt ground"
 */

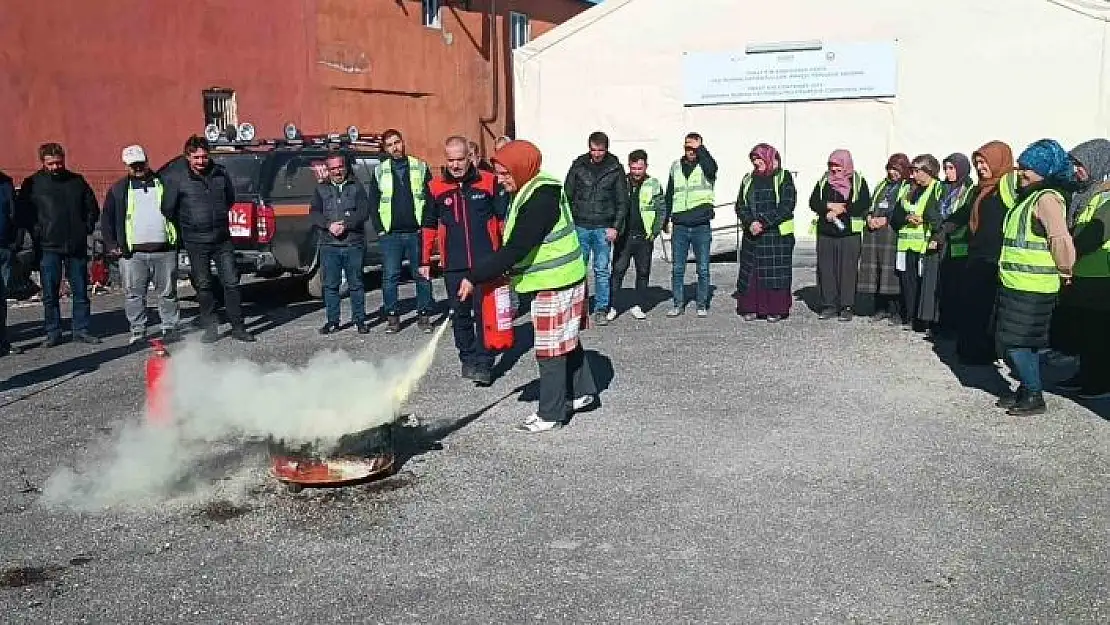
xmin=0 ymin=251 xmax=1107 ymax=624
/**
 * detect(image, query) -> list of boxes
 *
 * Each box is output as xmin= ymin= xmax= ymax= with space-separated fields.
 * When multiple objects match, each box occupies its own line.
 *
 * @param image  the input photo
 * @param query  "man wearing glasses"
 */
xmin=309 ymin=153 xmax=371 ymax=334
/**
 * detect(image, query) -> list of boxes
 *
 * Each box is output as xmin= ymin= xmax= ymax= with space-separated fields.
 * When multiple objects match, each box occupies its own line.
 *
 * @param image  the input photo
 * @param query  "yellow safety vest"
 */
xmin=637 ymin=176 xmax=663 ymax=240
xmin=897 ymin=180 xmax=941 ymax=253
xmin=740 ymin=169 xmax=794 ymax=236
xmin=999 ymin=188 xmax=1065 ymax=294
xmin=374 ymin=156 xmax=428 ymax=233
xmin=1072 ymin=190 xmax=1110 ymax=279
xmin=999 ymin=170 xmax=1019 ymax=209
xmin=125 ymin=179 xmax=177 ymax=250
xmin=669 ymin=160 xmax=715 ymax=214
xmin=503 ymin=172 xmax=587 ymax=293
xmin=941 ymin=183 xmax=976 ymax=259
xmin=810 ymin=172 xmax=864 ymax=235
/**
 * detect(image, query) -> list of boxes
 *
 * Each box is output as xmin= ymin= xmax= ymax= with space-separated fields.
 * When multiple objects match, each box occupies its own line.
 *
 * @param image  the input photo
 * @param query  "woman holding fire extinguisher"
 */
xmin=458 ymin=139 xmax=599 ymax=434
xmin=420 ymin=136 xmax=514 ymax=386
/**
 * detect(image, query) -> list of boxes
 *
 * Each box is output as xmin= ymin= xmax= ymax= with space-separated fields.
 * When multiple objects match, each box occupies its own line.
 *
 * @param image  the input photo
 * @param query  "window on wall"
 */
xmin=510 ymin=12 xmax=530 ymax=49
xmin=202 ymin=89 xmax=238 ymax=130
xmin=422 ymin=0 xmax=441 ymax=29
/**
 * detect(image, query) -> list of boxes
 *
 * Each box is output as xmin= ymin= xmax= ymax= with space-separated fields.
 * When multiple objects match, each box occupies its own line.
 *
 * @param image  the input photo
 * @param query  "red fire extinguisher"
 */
xmin=145 ymin=339 xmax=171 ymax=424
xmin=480 ymin=277 xmax=515 ymax=351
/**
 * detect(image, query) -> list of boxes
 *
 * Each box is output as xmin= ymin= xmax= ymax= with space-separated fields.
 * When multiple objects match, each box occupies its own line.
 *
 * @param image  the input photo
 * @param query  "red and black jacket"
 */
xmin=422 ymin=166 xmax=508 ymax=272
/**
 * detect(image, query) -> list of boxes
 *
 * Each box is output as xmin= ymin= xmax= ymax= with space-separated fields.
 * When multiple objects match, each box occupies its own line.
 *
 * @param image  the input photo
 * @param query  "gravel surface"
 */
xmin=0 ymin=254 xmax=1107 ymax=624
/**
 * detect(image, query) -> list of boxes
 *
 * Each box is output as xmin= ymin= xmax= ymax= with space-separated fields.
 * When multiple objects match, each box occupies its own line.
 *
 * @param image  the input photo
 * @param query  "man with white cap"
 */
xmin=102 ymin=144 xmax=180 ymax=344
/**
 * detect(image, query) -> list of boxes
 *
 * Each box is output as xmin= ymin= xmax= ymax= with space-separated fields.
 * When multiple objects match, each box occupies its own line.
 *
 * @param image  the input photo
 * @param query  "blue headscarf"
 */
xmin=1016 ymin=139 xmax=1076 ymax=185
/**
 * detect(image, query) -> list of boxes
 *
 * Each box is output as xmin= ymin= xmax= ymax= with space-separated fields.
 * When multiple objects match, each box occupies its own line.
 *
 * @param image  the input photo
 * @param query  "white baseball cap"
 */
xmin=121 ymin=145 xmax=147 ymax=165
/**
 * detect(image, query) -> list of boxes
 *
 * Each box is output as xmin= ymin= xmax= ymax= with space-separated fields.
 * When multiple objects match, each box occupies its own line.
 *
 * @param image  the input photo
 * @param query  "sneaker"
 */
xmin=1056 ymin=374 xmax=1085 ymax=392
xmin=471 ymin=368 xmax=494 ymax=387
xmin=43 ymin=333 xmax=62 ymax=348
xmin=996 ymin=386 xmax=1025 ymax=409
xmin=839 ymin=308 xmax=854 ymax=322
xmin=356 ymin=322 xmax=370 ymax=335
xmin=128 ymin=331 xmax=145 ymax=345
xmin=384 ymin=315 xmax=401 ymax=334
xmin=73 ymin=331 xmax=101 ymax=345
xmin=515 ymin=414 xmax=560 ymax=434
xmin=593 ymin=311 xmax=609 ymax=327
xmin=696 ymin=308 xmax=708 ymax=318
xmin=201 ymin=327 xmax=220 ymax=343
xmin=231 ymin=327 xmax=256 ymax=343
xmin=417 ymin=315 xmax=434 ymax=334
xmin=818 ymin=307 xmax=836 ymax=320
xmin=318 ymin=322 xmax=340 ymax=335
xmin=1077 ymin=387 xmax=1110 ymax=400
xmin=1007 ymin=391 xmax=1047 ymax=416
xmin=571 ymin=395 xmax=596 ymax=411
xmin=740 ymin=312 xmax=757 ymax=321
xmin=666 ymin=306 xmax=684 ymax=317
xmin=605 ymin=308 xmax=618 ymax=322
xmin=767 ymin=315 xmax=782 ymax=323
xmin=629 ymin=305 xmax=647 ymax=320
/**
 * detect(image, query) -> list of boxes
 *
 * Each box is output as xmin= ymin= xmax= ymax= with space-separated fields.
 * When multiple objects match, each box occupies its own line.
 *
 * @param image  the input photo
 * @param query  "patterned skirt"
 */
xmin=531 ymin=280 xmax=588 ymax=358
xmin=857 ymin=226 xmax=900 ymax=296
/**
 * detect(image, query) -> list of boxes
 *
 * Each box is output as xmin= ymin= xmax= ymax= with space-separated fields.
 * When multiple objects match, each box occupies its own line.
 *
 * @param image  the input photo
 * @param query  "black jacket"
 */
xmin=0 ymin=171 xmax=13 ymax=247
xmin=423 ymin=165 xmax=508 ymax=272
xmin=310 ymin=177 xmax=371 ymax=246
xmin=102 ymin=173 xmax=174 ymax=254
xmin=468 ymin=186 xmax=562 ymax=286
xmin=808 ymin=175 xmax=871 ymax=238
xmin=162 ymin=162 xmax=236 ymax=245
xmin=564 ymin=153 xmax=629 ymax=231
xmin=16 ymin=169 xmax=99 ymax=256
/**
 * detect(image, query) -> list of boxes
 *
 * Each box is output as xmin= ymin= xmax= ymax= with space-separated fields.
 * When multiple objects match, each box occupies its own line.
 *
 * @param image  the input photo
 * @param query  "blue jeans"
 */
xmin=1004 ymin=347 xmax=1043 ymax=393
xmin=380 ymin=232 xmax=431 ymax=316
xmin=320 ymin=244 xmax=366 ymax=325
xmin=575 ymin=226 xmax=612 ymax=312
xmin=0 ymin=248 xmax=11 ymax=345
xmin=670 ymin=223 xmax=712 ymax=309
xmin=40 ymin=251 xmax=90 ymax=335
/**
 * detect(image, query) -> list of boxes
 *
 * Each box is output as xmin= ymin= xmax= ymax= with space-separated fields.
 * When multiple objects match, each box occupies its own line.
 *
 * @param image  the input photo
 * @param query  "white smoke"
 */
xmin=40 ymin=321 xmax=449 ymax=512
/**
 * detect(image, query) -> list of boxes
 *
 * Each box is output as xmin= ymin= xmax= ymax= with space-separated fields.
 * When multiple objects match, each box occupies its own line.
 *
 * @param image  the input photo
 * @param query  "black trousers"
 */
xmin=955 ymin=258 xmax=998 ymax=364
xmin=444 ymin=270 xmax=493 ymax=370
xmin=610 ymin=234 xmax=653 ymax=309
xmin=1077 ymin=309 xmax=1110 ymax=390
xmin=185 ymin=240 xmax=243 ymax=329
xmin=816 ymin=235 xmax=861 ymax=310
xmin=536 ymin=344 xmax=598 ymax=422
xmin=896 ymin=250 xmax=923 ymax=325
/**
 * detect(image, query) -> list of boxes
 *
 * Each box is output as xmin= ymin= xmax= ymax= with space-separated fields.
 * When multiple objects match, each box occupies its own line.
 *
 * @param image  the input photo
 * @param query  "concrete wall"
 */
xmin=0 ymin=0 xmax=587 ymax=194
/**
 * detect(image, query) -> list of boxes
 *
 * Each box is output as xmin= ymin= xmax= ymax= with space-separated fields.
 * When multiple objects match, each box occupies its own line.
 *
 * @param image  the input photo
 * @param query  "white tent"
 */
xmin=514 ymin=0 xmax=1110 ymax=250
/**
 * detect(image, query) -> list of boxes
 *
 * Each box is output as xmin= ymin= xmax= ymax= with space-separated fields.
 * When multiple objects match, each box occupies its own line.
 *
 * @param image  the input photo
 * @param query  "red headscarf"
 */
xmin=491 ymin=140 xmax=542 ymax=189
xmin=827 ymin=149 xmax=855 ymax=198
xmin=749 ymin=143 xmax=781 ymax=177
xmin=885 ymin=153 xmax=911 ymax=181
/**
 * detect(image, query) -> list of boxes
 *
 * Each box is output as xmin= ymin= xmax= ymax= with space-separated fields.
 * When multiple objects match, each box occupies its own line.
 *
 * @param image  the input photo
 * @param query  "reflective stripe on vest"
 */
xmin=637 ymin=176 xmax=662 ymax=239
xmin=669 ymin=160 xmax=714 ymax=214
xmin=810 ymin=172 xmax=864 ymax=235
xmin=999 ymin=188 xmax=1064 ymax=294
xmin=1072 ymin=190 xmax=1110 ymax=278
xmin=502 ymin=173 xmax=587 ymax=293
xmin=999 ymin=170 xmax=1019 ymax=208
xmin=741 ymin=169 xmax=794 ymax=236
xmin=374 ymin=156 xmax=428 ymax=233
xmin=125 ymin=179 xmax=176 ymax=250
xmin=896 ymin=180 xmax=941 ymax=253
xmin=871 ymin=178 xmax=910 ymax=212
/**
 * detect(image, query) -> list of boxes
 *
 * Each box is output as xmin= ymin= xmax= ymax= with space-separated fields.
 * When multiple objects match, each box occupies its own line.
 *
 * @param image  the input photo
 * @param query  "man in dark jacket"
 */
xmin=16 ymin=143 xmax=101 ymax=346
xmin=0 ymin=169 xmax=21 ymax=355
xmin=564 ymin=131 xmax=629 ymax=325
xmin=419 ymin=136 xmax=509 ymax=385
xmin=162 ymin=135 xmax=254 ymax=343
xmin=310 ymin=153 xmax=371 ymax=335
xmin=102 ymin=144 xmax=180 ymax=345
xmin=664 ymin=132 xmax=719 ymax=317
xmin=367 ymin=129 xmax=434 ymax=334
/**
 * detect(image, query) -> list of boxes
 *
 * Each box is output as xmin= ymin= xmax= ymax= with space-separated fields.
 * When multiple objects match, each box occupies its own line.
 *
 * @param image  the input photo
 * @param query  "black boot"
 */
xmin=1007 ymin=391 xmax=1047 ymax=416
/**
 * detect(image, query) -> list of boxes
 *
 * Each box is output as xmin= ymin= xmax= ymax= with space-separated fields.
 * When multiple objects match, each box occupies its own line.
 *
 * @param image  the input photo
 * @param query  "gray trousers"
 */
xmin=816 ymin=235 xmax=862 ymax=310
xmin=121 ymin=251 xmax=179 ymax=333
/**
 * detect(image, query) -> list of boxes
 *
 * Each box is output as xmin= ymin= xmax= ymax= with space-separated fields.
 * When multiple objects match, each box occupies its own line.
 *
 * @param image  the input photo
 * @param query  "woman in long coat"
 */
xmin=734 ymin=143 xmax=797 ymax=322
xmin=857 ymin=153 xmax=909 ymax=321
xmin=919 ymin=153 xmax=974 ymax=338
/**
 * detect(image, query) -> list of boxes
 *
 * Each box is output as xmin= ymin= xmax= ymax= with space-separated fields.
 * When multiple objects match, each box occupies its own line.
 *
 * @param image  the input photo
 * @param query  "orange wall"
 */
xmin=0 ymin=0 xmax=586 ymax=192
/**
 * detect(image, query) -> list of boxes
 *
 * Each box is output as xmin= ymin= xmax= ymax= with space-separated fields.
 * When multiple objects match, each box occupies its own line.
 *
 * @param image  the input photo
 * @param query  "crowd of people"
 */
xmin=0 ymin=127 xmax=1107 ymax=428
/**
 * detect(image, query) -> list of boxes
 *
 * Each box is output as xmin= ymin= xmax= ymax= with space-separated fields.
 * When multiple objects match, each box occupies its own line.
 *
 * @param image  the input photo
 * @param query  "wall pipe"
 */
xmin=478 ymin=0 xmax=499 ymax=151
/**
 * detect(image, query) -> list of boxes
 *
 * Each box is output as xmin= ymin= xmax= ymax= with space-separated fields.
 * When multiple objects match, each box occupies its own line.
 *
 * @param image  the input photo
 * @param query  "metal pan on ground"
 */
xmin=270 ymin=454 xmax=395 ymax=493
